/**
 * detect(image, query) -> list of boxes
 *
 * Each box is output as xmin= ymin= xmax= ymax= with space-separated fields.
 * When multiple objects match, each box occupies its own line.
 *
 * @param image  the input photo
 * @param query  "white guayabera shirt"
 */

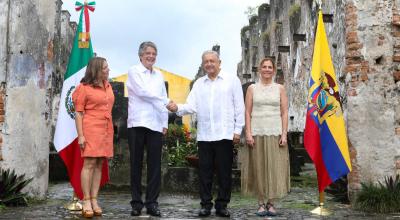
xmin=177 ymin=70 xmax=245 ymax=142
xmin=127 ymin=63 xmax=169 ymax=133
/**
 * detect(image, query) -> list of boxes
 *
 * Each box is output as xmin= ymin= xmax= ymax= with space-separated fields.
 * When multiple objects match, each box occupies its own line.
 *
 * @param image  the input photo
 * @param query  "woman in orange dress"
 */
xmin=72 ymin=57 xmax=114 ymax=218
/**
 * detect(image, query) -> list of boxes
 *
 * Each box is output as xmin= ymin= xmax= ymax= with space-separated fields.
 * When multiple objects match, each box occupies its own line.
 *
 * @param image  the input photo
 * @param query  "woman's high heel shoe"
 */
xmin=81 ymin=198 xmax=94 ymax=218
xmin=91 ymin=196 xmax=103 ymax=216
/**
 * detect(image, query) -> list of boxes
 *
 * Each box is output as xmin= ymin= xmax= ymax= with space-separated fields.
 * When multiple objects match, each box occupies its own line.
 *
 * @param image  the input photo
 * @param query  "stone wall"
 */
xmin=238 ymin=0 xmax=400 ymax=199
xmin=0 ymin=0 xmax=74 ymax=198
xmin=0 ymin=0 xmax=10 ymax=161
xmin=345 ymin=0 xmax=400 ymax=198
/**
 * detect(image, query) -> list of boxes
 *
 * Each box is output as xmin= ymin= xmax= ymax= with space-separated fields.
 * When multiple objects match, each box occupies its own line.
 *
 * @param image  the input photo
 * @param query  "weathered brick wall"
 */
xmin=393 ymin=1 xmax=400 ymax=177
xmin=344 ymin=2 xmax=364 ymax=198
xmin=0 ymin=0 xmax=74 ymax=198
xmin=344 ymin=0 xmax=400 ymax=199
xmin=0 ymin=0 xmax=9 ymax=162
xmin=238 ymin=0 xmax=400 ymax=200
xmin=0 ymin=87 xmax=4 ymax=161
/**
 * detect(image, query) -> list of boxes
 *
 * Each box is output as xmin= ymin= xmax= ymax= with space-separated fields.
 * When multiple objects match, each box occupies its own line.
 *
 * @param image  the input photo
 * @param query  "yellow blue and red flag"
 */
xmin=304 ymin=11 xmax=352 ymax=192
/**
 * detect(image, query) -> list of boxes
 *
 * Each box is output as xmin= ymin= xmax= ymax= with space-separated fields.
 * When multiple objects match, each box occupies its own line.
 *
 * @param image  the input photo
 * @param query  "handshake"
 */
xmin=166 ymin=100 xmax=178 ymax=112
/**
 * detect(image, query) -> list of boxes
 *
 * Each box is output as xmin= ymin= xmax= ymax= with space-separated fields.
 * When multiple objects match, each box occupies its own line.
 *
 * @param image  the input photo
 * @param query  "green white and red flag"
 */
xmin=54 ymin=1 xmax=109 ymax=200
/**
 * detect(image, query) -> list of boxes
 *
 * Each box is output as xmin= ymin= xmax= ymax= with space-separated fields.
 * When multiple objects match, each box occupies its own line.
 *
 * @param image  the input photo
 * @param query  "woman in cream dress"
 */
xmin=241 ymin=58 xmax=289 ymax=216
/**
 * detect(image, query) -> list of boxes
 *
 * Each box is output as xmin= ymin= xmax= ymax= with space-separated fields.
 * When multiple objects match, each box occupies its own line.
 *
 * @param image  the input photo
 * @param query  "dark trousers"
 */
xmin=198 ymin=139 xmax=233 ymax=210
xmin=128 ymin=127 xmax=162 ymax=209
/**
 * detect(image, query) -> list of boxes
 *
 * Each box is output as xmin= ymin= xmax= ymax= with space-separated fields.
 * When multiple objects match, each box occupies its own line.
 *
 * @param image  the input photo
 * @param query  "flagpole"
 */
xmin=319 ymin=191 xmax=324 ymax=206
xmin=56 ymin=0 xmax=99 ymax=210
xmin=316 ymin=0 xmax=322 ymax=9
xmin=64 ymin=192 xmax=82 ymax=211
xmin=310 ymin=191 xmax=331 ymax=215
xmin=315 ymin=0 xmax=323 ymax=212
xmin=308 ymin=0 xmax=331 ymax=216
xmin=63 ymin=0 xmax=85 ymax=211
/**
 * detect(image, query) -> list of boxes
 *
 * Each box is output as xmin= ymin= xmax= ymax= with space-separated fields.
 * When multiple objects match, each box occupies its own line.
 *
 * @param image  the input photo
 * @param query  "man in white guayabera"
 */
xmin=127 ymin=41 xmax=169 ymax=217
xmin=167 ymin=50 xmax=245 ymax=218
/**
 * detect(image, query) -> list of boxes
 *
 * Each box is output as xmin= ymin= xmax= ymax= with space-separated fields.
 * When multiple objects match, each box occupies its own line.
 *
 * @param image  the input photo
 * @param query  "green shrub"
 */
xmin=165 ymin=124 xmax=197 ymax=166
xmin=165 ymin=124 xmax=188 ymax=150
xmin=0 ymin=168 xmax=33 ymax=206
xmin=355 ymin=175 xmax=400 ymax=213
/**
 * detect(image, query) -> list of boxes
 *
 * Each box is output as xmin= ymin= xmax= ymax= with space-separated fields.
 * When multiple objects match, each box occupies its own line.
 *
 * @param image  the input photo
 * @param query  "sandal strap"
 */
xmin=91 ymin=197 xmax=101 ymax=211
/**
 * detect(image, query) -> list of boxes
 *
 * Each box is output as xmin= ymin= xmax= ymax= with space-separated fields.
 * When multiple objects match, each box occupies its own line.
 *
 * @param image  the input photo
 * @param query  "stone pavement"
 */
xmin=1 ymin=182 xmax=400 ymax=219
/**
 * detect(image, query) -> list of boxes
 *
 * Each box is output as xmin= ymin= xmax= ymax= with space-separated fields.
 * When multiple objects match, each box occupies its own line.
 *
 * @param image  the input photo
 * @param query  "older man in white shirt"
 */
xmin=127 ymin=41 xmax=168 ymax=217
xmin=168 ymin=50 xmax=245 ymax=218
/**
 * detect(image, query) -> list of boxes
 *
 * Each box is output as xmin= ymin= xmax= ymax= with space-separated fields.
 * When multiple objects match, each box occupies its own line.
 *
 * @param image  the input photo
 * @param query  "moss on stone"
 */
xmin=291 ymin=175 xmax=318 ymax=188
xmin=288 ymin=3 xmax=301 ymax=18
xmin=261 ymin=30 xmax=270 ymax=41
xmin=283 ymin=202 xmax=314 ymax=210
xmin=241 ymin=26 xmax=250 ymax=36
xmin=229 ymin=192 xmax=257 ymax=208
xmin=249 ymin=15 xmax=258 ymax=26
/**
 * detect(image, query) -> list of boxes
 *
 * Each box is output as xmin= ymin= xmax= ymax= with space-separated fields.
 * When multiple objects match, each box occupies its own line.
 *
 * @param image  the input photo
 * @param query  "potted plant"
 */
xmin=165 ymin=124 xmax=197 ymax=167
xmin=185 ymin=140 xmax=199 ymax=168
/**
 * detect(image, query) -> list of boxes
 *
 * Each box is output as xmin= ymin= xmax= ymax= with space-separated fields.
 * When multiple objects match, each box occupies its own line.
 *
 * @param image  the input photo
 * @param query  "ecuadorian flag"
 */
xmin=304 ymin=11 xmax=352 ymax=192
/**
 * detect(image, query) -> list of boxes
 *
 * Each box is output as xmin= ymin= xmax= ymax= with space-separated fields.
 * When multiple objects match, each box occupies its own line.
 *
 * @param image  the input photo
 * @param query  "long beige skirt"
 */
xmin=240 ymin=135 xmax=290 ymax=200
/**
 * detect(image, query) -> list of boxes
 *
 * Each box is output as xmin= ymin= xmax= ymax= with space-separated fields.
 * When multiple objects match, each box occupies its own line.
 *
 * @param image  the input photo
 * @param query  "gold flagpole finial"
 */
xmin=316 ymin=0 xmax=322 ymax=9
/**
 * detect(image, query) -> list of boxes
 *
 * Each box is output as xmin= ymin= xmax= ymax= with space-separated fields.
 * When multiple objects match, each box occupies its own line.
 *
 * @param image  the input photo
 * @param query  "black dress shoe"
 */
xmin=198 ymin=208 xmax=211 ymax=217
xmin=216 ymin=208 xmax=230 ymax=217
xmin=130 ymin=208 xmax=141 ymax=216
xmin=147 ymin=206 xmax=161 ymax=217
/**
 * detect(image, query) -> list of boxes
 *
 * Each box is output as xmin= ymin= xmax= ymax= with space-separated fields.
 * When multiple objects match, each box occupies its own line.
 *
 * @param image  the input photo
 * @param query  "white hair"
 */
xmin=138 ymin=41 xmax=157 ymax=57
xmin=201 ymin=50 xmax=220 ymax=61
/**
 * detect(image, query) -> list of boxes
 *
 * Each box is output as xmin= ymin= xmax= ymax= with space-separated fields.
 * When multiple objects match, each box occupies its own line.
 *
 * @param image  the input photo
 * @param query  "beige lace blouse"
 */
xmin=250 ymin=82 xmax=282 ymax=136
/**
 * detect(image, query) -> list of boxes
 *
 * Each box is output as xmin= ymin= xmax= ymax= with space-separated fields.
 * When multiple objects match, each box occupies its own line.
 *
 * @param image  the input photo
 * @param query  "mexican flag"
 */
xmin=53 ymin=1 xmax=108 ymax=200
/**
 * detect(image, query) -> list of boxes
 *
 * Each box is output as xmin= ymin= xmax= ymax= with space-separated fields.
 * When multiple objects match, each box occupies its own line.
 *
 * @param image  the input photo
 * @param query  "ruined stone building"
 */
xmin=0 ymin=0 xmax=74 ymax=198
xmin=0 ymin=0 xmax=399 ymax=202
xmin=238 ymin=0 xmax=400 ymax=199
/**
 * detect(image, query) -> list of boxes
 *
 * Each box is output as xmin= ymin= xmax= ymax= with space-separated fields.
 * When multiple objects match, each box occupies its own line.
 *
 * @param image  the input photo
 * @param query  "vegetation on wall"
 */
xmin=241 ymin=25 xmax=250 ymax=38
xmin=270 ymin=20 xmax=281 ymax=33
xmin=249 ymin=15 xmax=258 ymax=26
xmin=261 ymin=30 xmax=270 ymax=42
xmin=244 ymin=6 xmax=258 ymax=19
xmin=260 ymin=20 xmax=281 ymax=42
xmin=288 ymin=3 xmax=301 ymax=18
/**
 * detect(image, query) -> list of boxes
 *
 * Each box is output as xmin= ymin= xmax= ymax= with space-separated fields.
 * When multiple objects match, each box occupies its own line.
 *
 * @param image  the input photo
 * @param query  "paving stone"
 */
xmin=0 ymin=182 xmax=399 ymax=219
